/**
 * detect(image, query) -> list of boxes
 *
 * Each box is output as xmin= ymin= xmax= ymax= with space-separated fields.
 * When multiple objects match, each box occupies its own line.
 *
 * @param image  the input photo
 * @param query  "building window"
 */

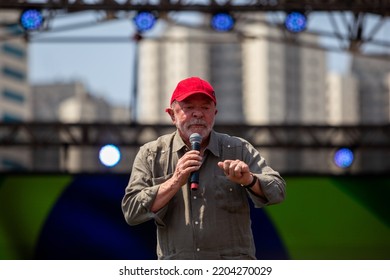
xmin=2 ymin=43 xmax=26 ymax=59
xmin=2 ymin=113 xmax=23 ymax=123
xmin=2 ymin=88 xmax=25 ymax=104
xmin=2 ymin=66 xmax=26 ymax=81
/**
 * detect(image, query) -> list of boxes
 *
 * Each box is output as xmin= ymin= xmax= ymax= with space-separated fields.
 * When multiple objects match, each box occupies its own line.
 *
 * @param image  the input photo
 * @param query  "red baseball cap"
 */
xmin=169 ymin=77 xmax=216 ymax=105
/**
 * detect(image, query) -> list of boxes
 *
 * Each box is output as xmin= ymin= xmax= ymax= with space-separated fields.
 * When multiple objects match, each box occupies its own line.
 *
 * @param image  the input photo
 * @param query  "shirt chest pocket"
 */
xmin=212 ymin=175 xmax=248 ymax=213
xmin=148 ymin=148 xmax=175 ymax=178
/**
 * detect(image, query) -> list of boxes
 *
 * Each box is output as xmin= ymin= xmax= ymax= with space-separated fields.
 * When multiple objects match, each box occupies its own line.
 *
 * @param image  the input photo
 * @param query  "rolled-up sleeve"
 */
xmin=248 ymin=173 xmax=286 ymax=207
xmin=121 ymin=146 xmax=168 ymax=226
xmin=243 ymin=142 xmax=286 ymax=208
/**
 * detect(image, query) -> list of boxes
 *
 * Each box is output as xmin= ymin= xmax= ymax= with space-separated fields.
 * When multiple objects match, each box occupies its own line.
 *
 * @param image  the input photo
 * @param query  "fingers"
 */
xmin=180 ymin=151 xmax=202 ymax=171
xmin=183 ymin=150 xmax=202 ymax=167
xmin=217 ymin=160 xmax=250 ymax=178
xmin=174 ymin=150 xmax=202 ymax=185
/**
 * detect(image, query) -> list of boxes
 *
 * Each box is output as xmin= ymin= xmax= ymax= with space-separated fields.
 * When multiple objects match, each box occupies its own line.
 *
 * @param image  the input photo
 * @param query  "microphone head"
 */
xmin=189 ymin=133 xmax=202 ymax=144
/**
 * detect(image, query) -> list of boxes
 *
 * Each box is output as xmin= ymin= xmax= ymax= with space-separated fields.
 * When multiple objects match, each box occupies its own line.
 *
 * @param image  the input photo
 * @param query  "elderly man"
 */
xmin=122 ymin=77 xmax=286 ymax=260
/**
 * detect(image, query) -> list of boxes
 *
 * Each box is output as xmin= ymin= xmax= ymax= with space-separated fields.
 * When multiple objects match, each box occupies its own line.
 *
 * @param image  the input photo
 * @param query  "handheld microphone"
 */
xmin=189 ymin=133 xmax=202 ymax=191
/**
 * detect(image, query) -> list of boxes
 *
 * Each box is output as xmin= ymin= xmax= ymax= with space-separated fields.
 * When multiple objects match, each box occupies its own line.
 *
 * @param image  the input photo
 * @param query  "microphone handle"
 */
xmin=190 ymin=141 xmax=201 ymax=190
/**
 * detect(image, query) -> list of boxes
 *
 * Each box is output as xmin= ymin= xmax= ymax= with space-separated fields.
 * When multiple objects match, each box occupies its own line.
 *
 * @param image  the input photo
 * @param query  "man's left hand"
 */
xmin=217 ymin=160 xmax=253 ymax=186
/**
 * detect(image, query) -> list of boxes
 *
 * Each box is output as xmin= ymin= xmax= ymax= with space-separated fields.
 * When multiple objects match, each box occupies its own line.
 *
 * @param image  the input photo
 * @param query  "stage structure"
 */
xmin=0 ymin=123 xmax=389 ymax=150
xmin=1 ymin=1 xmax=389 ymax=173
xmin=1 ymin=0 xmax=390 ymax=54
xmin=0 ymin=0 xmax=388 ymax=14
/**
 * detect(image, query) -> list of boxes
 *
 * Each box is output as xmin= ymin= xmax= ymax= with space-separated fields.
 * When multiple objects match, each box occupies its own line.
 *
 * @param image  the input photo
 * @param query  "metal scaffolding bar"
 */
xmin=0 ymin=123 xmax=389 ymax=149
xmin=0 ymin=0 xmax=389 ymax=15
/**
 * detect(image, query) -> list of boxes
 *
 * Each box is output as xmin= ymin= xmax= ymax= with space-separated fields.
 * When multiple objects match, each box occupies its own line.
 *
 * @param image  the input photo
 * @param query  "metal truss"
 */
xmin=0 ymin=1 xmax=389 ymax=15
xmin=0 ymin=123 xmax=389 ymax=150
xmin=1 ymin=0 xmax=389 ymax=57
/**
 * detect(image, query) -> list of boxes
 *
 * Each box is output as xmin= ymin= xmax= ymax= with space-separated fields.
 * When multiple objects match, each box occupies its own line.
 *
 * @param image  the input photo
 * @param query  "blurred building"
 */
xmin=209 ymin=35 xmax=244 ymax=124
xmin=351 ymin=55 xmax=390 ymax=173
xmin=136 ymin=24 xmax=210 ymax=123
xmin=32 ymin=82 xmax=85 ymax=121
xmin=352 ymin=55 xmax=390 ymax=124
xmin=136 ymin=22 xmax=244 ymax=124
xmin=240 ymin=17 xmax=329 ymax=173
xmin=326 ymin=73 xmax=359 ymax=125
xmin=30 ymin=81 xmax=131 ymax=172
xmin=0 ymin=10 xmax=32 ymax=170
xmin=241 ymin=19 xmax=329 ymax=125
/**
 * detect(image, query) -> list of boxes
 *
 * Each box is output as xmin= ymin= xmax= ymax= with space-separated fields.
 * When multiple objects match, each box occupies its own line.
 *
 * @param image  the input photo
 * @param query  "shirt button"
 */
xmin=193 ymin=196 xmax=197 ymax=199
xmin=194 ymin=221 xmax=199 ymax=225
xmin=196 ymin=248 xmax=200 ymax=252
xmin=229 ymin=188 xmax=233 ymax=192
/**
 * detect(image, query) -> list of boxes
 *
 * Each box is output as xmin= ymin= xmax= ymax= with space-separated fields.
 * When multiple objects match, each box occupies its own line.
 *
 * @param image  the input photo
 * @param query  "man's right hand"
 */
xmin=151 ymin=150 xmax=202 ymax=213
xmin=172 ymin=150 xmax=202 ymax=187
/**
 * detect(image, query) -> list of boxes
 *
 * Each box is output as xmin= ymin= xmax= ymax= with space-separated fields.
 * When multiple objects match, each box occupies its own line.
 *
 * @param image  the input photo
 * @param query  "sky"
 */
xmin=28 ymin=11 xmax=389 ymax=109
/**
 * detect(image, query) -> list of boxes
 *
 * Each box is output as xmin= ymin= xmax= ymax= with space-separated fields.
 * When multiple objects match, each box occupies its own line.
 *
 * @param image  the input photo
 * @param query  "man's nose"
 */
xmin=192 ymin=108 xmax=203 ymax=118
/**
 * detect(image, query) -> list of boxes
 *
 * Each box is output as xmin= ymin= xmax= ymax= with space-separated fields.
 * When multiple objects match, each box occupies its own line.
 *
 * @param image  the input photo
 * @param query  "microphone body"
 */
xmin=189 ymin=133 xmax=202 ymax=191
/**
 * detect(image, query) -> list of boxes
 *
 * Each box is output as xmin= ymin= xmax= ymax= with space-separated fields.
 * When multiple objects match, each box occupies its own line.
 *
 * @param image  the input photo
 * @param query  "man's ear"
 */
xmin=165 ymin=108 xmax=175 ymax=122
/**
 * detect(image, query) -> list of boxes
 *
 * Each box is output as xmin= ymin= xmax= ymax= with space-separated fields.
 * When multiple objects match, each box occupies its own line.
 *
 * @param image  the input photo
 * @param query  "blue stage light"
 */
xmin=20 ymin=9 xmax=44 ymax=31
xmin=284 ymin=12 xmax=307 ymax=33
xmin=133 ymin=11 xmax=157 ymax=32
xmin=99 ymin=144 xmax=121 ymax=167
xmin=211 ymin=12 xmax=235 ymax=32
xmin=334 ymin=148 xmax=354 ymax=169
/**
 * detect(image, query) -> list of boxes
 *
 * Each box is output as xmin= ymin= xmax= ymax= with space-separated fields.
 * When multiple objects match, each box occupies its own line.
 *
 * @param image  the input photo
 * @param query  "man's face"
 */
xmin=168 ymin=93 xmax=217 ymax=143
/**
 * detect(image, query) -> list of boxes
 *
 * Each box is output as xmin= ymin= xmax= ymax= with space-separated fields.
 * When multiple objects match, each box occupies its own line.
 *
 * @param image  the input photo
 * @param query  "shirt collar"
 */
xmin=172 ymin=129 xmax=220 ymax=157
xmin=172 ymin=130 xmax=187 ymax=153
xmin=206 ymin=130 xmax=220 ymax=157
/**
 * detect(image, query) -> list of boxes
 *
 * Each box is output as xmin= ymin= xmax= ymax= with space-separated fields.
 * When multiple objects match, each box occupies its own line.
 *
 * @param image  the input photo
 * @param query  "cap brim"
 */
xmin=174 ymin=91 xmax=216 ymax=103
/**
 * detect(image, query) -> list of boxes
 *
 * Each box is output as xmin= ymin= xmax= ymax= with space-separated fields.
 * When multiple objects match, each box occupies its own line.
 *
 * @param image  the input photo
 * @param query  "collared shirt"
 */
xmin=122 ymin=130 xmax=286 ymax=260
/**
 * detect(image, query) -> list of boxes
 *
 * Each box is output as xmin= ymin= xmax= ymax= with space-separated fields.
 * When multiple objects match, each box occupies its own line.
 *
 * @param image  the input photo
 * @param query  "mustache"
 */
xmin=188 ymin=120 xmax=207 ymax=126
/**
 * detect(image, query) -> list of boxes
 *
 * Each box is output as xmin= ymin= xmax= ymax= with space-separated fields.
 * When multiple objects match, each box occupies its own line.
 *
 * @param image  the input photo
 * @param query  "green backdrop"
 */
xmin=0 ymin=174 xmax=389 ymax=260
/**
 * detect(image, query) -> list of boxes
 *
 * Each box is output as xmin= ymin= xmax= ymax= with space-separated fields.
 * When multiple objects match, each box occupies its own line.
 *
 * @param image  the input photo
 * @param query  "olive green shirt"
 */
xmin=122 ymin=130 xmax=286 ymax=259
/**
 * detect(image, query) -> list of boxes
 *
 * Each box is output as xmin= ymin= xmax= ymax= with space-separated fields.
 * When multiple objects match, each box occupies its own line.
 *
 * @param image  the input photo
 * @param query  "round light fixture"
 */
xmin=334 ymin=148 xmax=354 ymax=169
xmin=133 ymin=11 xmax=157 ymax=32
xmin=20 ymin=9 xmax=44 ymax=31
xmin=211 ymin=12 xmax=235 ymax=32
xmin=284 ymin=12 xmax=307 ymax=33
xmin=99 ymin=144 xmax=121 ymax=167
